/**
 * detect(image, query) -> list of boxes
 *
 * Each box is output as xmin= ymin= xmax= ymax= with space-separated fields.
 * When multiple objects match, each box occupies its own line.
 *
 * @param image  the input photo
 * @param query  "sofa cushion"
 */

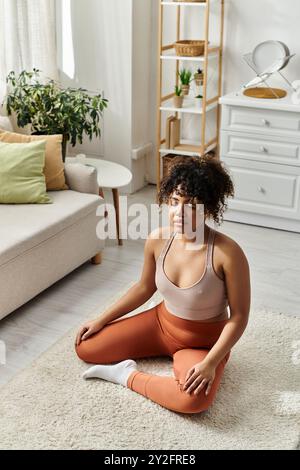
xmin=0 ymin=190 xmax=104 ymax=267
xmin=0 ymin=117 xmax=14 ymax=132
xmin=0 ymin=129 xmax=68 ymax=191
xmin=0 ymin=140 xmax=52 ymax=204
xmin=64 ymin=162 xmax=99 ymax=195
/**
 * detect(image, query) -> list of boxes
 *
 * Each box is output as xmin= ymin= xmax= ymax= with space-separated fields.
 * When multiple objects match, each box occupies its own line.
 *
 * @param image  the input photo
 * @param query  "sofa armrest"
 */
xmin=64 ymin=162 xmax=99 ymax=195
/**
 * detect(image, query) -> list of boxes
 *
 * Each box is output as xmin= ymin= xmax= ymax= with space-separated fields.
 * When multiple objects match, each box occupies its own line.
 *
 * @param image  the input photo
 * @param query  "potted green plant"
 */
xmin=174 ymin=85 xmax=184 ymax=108
xmin=3 ymin=69 xmax=108 ymax=162
xmin=178 ymin=68 xmax=193 ymax=96
xmin=194 ymin=94 xmax=203 ymax=109
xmin=194 ymin=68 xmax=204 ymax=86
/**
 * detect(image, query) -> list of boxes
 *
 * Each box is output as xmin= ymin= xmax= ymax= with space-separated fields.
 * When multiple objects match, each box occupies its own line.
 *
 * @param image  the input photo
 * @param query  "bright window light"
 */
xmin=62 ymin=0 xmax=75 ymax=79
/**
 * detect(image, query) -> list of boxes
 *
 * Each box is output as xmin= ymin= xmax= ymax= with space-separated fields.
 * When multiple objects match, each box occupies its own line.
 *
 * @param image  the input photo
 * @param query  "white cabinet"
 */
xmin=219 ymin=90 xmax=300 ymax=232
xmin=222 ymin=104 xmax=300 ymax=137
xmin=221 ymin=132 xmax=300 ymax=166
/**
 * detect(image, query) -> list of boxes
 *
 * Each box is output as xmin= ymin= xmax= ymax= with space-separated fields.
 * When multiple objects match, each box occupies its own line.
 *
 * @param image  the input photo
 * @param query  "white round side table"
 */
xmin=65 ymin=155 xmax=132 ymax=246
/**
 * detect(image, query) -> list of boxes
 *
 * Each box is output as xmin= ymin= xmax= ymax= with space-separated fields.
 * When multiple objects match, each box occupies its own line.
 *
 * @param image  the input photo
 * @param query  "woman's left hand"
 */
xmin=182 ymin=360 xmax=216 ymax=396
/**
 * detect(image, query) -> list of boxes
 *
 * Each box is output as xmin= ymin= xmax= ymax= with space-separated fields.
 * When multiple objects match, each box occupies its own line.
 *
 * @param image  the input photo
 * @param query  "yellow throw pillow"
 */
xmin=0 ymin=129 xmax=68 ymax=191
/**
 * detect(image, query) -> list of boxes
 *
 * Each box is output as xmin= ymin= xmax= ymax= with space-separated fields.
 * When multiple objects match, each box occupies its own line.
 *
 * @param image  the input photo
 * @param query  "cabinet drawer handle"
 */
xmin=261 ymin=119 xmax=270 ymax=126
xmin=259 ymin=146 xmax=268 ymax=153
xmin=257 ymin=186 xmax=265 ymax=193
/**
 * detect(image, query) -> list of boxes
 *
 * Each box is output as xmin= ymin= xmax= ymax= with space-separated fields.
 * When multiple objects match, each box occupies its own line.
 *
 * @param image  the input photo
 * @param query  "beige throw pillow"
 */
xmin=64 ymin=162 xmax=99 ymax=195
xmin=0 ymin=129 xmax=68 ymax=191
xmin=0 ymin=117 xmax=14 ymax=132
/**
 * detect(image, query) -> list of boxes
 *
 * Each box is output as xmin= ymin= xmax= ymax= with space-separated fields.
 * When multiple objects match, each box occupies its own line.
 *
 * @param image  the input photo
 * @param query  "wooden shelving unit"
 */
xmin=156 ymin=0 xmax=225 ymax=194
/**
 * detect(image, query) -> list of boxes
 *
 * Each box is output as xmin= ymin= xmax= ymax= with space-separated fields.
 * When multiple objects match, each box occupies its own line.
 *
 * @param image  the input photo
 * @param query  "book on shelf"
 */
xmin=170 ymin=118 xmax=181 ymax=149
xmin=165 ymin=116 xmax=176 ymax=149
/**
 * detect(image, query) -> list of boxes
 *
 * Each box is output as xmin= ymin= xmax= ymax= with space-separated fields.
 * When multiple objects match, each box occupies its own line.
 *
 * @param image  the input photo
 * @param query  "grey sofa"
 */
xmin=0 ymin=162 xmax=105 ymax=321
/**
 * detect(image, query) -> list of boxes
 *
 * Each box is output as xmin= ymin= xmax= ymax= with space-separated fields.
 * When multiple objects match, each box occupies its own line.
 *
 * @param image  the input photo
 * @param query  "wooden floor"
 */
xmin=0 ymin=183 xmax=299 ymax=386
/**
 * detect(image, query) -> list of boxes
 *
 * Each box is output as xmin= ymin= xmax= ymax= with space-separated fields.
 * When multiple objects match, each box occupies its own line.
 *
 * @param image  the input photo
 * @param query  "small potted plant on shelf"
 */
xmin=3 ymin=69 xmax=108 ymax=162
xmin=178 ymin=68 xmax=193 ymax=96
xmin=194 ymin=68 xmax=204 ymax=86
xmin=174 ymin=86 xmax=184 ymax=108
xmin=194 ymin=94 xmax=203 ymax=109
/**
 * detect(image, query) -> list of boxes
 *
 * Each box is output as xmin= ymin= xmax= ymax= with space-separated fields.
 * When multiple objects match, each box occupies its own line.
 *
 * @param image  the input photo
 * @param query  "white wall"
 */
xmin=131 ymin=0 xmax=153 ymax=192
xmin=98 ymin=0 xmax=133 ymax=176
xmin=222 ymin=0 xmax=300 ymax=93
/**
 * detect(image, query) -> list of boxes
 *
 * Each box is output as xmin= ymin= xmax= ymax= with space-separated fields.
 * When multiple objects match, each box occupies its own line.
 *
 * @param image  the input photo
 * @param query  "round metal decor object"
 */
xmin=243 ymin=87 xmax=287 ymax=99
xmin=252 ymin=40 xmax=290 ymax=74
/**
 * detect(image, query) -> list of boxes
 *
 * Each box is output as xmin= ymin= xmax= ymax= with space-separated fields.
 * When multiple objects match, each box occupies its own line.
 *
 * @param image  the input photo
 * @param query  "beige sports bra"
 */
xmin=155 ymin=226 xmax=229 ymax=321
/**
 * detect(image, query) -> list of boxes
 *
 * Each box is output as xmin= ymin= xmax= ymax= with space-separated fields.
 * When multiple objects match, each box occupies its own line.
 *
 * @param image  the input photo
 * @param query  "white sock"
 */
xmin=82 ymin=359 xmax=137 ymax=387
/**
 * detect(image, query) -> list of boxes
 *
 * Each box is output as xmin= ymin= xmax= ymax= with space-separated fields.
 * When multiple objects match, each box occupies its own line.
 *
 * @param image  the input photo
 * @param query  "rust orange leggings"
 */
xmin=75 ymin=300 xmax=231 ymax=414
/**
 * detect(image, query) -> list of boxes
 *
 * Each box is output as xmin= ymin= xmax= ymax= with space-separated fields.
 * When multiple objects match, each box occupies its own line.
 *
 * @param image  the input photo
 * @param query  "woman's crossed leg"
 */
xmin=75 ymin=304 xmax=230 ymax=414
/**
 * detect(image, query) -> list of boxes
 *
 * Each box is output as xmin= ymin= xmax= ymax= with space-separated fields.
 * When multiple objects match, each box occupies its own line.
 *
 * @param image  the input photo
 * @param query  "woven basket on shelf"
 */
xmin=174 ymin=40 xmax=205 ymax=57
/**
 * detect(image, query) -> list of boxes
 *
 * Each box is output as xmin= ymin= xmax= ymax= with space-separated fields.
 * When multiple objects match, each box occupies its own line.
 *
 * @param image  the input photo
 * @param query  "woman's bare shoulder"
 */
xmin=148 ymin=226 xmax=171 ymax=241
xmin=214 ymin=228 xmax=249 ymax=265
xmin=147 ymin=226 xmax=171 ymax=259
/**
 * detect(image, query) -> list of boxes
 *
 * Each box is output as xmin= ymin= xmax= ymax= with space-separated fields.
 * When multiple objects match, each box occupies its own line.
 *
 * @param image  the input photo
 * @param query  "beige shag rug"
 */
xmin=0 ymin=280 xmax=299 ymax=450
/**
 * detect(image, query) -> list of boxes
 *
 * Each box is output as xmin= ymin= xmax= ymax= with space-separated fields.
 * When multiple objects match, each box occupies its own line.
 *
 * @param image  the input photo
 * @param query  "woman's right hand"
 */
xmin=75 ymin=318 xmax=105 ymax=346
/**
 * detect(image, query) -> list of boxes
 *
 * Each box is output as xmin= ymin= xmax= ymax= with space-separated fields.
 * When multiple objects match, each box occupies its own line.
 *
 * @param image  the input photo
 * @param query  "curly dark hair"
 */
xmin=158 ymin=155 xmax=235 ymax=226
